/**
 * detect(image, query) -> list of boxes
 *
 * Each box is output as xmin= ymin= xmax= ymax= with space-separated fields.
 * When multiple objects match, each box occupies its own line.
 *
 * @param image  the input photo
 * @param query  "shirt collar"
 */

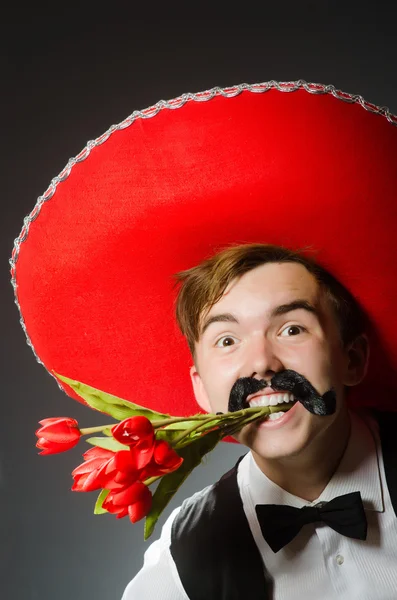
xmin=244 ymin=410 xmax=384 ymax=512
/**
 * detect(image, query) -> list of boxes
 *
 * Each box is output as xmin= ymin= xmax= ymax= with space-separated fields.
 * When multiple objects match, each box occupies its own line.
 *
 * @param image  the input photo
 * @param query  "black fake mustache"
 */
xmin=228 ymin=370 xmax=336 ymax=416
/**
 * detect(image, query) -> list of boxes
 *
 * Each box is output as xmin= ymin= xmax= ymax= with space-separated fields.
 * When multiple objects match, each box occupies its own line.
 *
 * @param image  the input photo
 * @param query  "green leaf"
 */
xmin=94 ymin=489 xmax=110 ymax=515
xmin=55 ymin=373 xmax=171 ymax=421
xmin=86 ymin=436 xmax=129 ymax=452
xmin=144 ymin=429 xmax=222 ymax=540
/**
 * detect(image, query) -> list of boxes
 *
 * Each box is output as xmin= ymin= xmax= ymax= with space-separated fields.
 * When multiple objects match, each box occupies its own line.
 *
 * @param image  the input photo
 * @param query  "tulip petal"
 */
xmin=114 ymin=450 xmax=135 ymax=471
xmin=38 ymin=417 xmax=70 ymax=426
xmin=72 ymin=456 xmax=111 ymax=476
xmin=128 ymin=493 xmax=152 ymax=523
xmin=37 ymin=437 xmax=80 ymax=455
xmin=77 ymin=468 xmax=105 ymax=492
xmin=101 ymin=478 xmax=127 ymax=491
xmin=36 ymin=417 xmax=80 ymax=443
xmin=110 ymin=481 xmax=148 ymax=506
xmin=133 ymin=445 xmax=155 ymax=470
xmin=82 ymin=447 xmax=115 ymax=461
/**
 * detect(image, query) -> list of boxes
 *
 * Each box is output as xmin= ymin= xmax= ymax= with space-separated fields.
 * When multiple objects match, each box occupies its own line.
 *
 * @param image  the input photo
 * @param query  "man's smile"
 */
xmin=247 ymin=389 xmax=295 ymax=406
xmin=246 ymin=390 xmax=298 ymax=424
xmin=255 ymin=399 xmax=302 ymax=427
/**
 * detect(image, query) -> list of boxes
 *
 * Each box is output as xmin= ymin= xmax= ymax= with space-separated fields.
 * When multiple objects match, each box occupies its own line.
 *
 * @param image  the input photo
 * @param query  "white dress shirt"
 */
xmin=122 ymin=412 xmax=397 ymax=599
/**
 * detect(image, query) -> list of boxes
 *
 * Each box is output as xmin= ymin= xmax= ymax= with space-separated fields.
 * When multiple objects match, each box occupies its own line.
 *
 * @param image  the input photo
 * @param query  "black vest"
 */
xmin=170 ymin=411 xmax=397 ymax=600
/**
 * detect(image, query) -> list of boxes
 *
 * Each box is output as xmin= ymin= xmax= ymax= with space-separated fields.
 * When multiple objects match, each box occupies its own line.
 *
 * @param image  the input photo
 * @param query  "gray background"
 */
xmin=2 ymin=8 xmax=397 ymax=600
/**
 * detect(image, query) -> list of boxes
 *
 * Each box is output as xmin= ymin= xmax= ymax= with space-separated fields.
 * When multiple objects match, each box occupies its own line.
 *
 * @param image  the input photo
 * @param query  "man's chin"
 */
xmin=250 ymin=441 xmax=309 ymax=463
xmin=237 ymin=413 xmax=316 ymax=458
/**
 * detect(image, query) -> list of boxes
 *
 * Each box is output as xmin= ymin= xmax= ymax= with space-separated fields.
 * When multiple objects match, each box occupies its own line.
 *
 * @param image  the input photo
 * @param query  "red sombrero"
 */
xmin=11 ymin=80 xmax=397 ymax=417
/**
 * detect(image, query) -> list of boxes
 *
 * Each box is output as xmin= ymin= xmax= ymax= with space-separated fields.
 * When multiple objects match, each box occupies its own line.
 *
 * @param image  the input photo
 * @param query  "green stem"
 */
xmin=172 ymin=416 xmax=218 ymax=447
xmin=78 ymin=405 xmax=289 ymax=440
xmin=151 ymin=415 xmax=209 ymax=428
xmin=222 ymin=404 xmax=290 ymax=437
xmin=144 ymin=475 xmax=162 ymax=486
xmin=173 ymin=408 xmax=272 ymax=450
xmin=80 ymin=424 xmax=115 ymax=435
xmin=78 ymin=407 xmax=269 ymax=436
xmin=151 ymin=406 xmax=269 ymax=429
xmin=193 ymin=419 xmax=221 ymax=434
xmin=222 ymin=409 xmax=268 ymax=438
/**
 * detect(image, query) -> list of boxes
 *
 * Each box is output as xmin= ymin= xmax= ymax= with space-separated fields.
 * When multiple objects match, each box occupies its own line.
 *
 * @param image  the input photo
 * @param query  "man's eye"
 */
xmin=280 ymin=325 xmax=306 ymax=337
xmin=215 ymin=336 xmax=238 ymax=348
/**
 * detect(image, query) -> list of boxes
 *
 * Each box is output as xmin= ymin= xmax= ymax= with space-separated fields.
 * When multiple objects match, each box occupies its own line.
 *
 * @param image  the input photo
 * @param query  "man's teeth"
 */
xmin=249 ymin=393 xmax=295 ymax=407
xmin=267 ymin=411 xmax=286 ymax=421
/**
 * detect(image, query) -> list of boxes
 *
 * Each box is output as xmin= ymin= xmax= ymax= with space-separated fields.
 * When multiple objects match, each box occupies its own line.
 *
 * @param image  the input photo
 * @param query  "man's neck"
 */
xmin=251 ymin=409 xmax=352 ymax=502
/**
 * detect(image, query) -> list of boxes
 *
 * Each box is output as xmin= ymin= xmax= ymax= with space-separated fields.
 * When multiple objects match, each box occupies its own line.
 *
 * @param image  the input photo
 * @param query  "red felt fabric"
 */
xmin=14 ymin=87 xmax=397 ymax=417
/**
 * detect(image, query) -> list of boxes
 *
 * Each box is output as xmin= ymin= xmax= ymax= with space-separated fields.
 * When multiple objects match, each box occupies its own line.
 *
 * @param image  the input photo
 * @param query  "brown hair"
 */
xmin=175 ymin=243 xmax=366 ymax=354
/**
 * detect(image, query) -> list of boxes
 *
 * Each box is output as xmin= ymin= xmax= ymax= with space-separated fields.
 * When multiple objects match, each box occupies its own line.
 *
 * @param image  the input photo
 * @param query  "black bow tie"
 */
xmin=255 ymin=491 xmax=367 ymax=553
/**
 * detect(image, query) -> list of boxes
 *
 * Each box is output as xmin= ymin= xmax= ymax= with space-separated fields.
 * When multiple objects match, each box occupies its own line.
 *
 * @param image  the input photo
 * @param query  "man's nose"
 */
xmin=247 ymin=335 xmax=284 ymax=380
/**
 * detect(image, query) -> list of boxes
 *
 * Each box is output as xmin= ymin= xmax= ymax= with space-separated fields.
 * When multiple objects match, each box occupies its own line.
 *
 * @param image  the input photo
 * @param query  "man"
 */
xmin=11 ymin=81 xmax=397 ymax=598
xmin=179 ymin=243 xmax=368 ymax=501
xmin=121 ymin=243 xmax=397 ymax=599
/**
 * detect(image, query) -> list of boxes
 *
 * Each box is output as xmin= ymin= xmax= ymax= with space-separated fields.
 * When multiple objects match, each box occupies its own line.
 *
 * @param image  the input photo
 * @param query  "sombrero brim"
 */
xmin=11 ymin=81 xmax=397 ymax=416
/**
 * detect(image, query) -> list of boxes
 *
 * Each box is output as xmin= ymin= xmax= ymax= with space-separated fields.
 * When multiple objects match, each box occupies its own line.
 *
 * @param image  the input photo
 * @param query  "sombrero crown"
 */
xmin=11 ymin=80 xmax=397 ymax=415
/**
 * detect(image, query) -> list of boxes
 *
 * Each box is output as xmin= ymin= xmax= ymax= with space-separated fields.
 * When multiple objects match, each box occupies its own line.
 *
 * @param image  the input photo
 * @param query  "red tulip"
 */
xmin=36 ymin=417 xmax=81 ymax=455
xmin=142 ymin=439 xmax=183 ymax=478
xmin=112 ymin=416 xmax=154 ymax=450
xmin=72 ymin=446 xmax=148 ymax=493
xmin=103 ymin=481 xmax=152 ymax=523
xmin=99 ymin=449 xmax=143 ymax=490
xmin=153 ymin=440 xmax=184 ymax=473
xmin=72 ymin=447 xmax=116 ymax=492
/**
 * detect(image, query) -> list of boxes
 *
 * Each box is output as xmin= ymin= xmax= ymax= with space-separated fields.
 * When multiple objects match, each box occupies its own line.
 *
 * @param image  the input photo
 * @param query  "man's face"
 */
xmin=190 ymin=262 xmax=363 ymax=461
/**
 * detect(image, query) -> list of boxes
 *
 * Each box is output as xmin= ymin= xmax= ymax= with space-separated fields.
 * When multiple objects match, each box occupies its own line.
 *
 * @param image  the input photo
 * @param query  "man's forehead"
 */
xmin=199 ymin=262 xmax=327 ymax=333
xmin=219 ymin=262 xmax=320 ymax=303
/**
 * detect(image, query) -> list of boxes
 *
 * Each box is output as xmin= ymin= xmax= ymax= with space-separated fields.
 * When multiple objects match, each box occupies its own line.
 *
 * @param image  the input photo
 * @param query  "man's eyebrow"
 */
xmin=200 ymin=301 xmax=318 ymax=336
xmin=271 ymin=300 xmax=319 ymax=318
xmin=200 ymin=313 xmax=239 ymax=336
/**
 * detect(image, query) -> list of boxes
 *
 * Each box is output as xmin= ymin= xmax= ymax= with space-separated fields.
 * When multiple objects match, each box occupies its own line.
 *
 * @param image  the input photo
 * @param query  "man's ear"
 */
xmin=190 ymin=365 xmax=212 ymax=413
xmin=344 ymin=333 xmax=370 ymax=387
